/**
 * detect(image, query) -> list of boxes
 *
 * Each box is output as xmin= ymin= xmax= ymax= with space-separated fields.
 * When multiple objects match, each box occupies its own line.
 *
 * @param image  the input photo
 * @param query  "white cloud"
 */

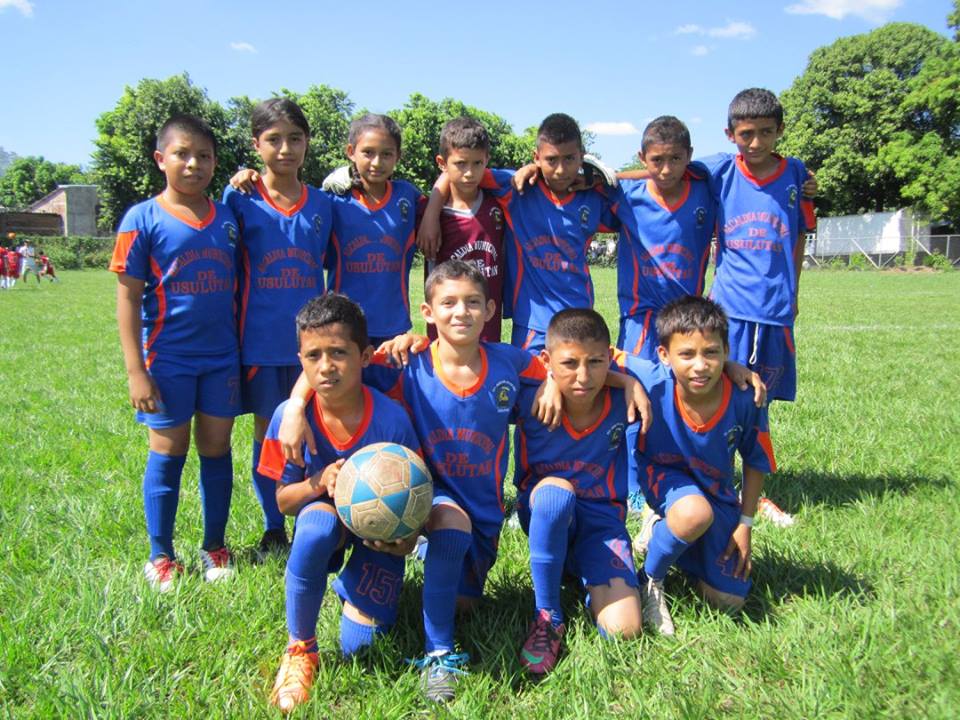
xmin=674 ymin=20 xmax=756 ymax=39
xmin=784 ymin=0 xmax=901 ymax=21
xmin=691 ymin=45 xmax=710 ymax=56
xmin=585 ymin=122 xmax=642 ymax=136
xmin=0 ymin=0 xmax=34 ymax=17
xmin=229 ymin=41 xmax=258 ymax=53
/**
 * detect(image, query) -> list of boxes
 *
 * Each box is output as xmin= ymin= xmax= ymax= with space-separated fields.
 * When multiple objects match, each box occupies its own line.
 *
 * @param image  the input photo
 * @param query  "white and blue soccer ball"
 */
xmin=334 ymin=442 xmax=433 ymax=541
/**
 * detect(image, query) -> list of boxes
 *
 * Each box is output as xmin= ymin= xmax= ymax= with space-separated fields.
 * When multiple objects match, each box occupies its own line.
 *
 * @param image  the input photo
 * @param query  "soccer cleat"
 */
xmin=256 ymin=528 xmax=289 ymax=561
xmin=519 ymin=609 xmax=565 ymax=677
xmin=199 ymin=546 xmax=234 ymax=583
xmin=632 ymin=508 xmax=660 ymax=559
xmin=758 ymin=497 xmax=796 ymax=528
xmin=641 ymin=576 xmax=675 ymax=636
xmin=269 ymin=641 xmax=319 ymax=713
xmin=413 ymin=652 xmax=470 ymax=703
xmin=144 ymin=557 xmax=183 ymax=593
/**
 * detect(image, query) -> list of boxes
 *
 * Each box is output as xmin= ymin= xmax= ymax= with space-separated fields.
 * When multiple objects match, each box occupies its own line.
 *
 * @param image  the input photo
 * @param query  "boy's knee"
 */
xmin=666 ymin=494 xmax=714 ymax=541
xmin=591 ymin=579 xmax=643 ymax=639
xmin=428 ymin=502 xmax=472 ymax=533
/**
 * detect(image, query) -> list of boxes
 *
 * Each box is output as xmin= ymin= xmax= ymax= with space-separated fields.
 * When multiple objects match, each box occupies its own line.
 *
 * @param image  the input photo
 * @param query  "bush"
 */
xmin=923 ymin=249 xmax=953 ymax=271
xmin=8 ymin=235 xmax=114 ymax=270
xmin=827 ymin=256 xmax=847 ymax=270
xmin=848 ymin=253 xmax=868 ymax=271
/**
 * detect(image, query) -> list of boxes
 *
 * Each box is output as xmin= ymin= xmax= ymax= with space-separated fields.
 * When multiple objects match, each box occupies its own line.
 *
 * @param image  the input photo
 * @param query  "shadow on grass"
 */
xmin=765 ymin=469 xmax=951 ymax=513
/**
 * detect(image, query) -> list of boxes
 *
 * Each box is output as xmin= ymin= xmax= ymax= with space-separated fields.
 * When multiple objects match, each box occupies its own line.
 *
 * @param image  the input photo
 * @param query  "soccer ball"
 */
xmin=334 ymin=442 xmax=433 ymax=542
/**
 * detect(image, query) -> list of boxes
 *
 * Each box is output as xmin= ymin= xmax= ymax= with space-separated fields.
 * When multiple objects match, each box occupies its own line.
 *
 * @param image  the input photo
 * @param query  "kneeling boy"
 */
xmin=627 ymin=295 xmax=776 ymax=634
xmin=258 ymin=294 xmax=421 ymax=713
xmin=514 ymin=308 xmax=643 ymax=678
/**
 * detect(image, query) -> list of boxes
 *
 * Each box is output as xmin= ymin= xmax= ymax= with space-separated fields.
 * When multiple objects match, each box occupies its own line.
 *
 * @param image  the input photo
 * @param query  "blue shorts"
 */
xmin=138 ymin=351 xmax=240 ymax=429
xmin=518 ymin=490 xmax=638 ymax=591
xmin=511 ymin=324 xmax=546 ymax=355
xmin=430 ymin=494 xmax=500 ymax=599
xmin=727 ymin=318 xmax=796 ymax=402
xmin=643 ymin=469 xmax=751 ymax=599
xmin=293 ymin=500 xmax=405 ymax=627
xmin=617 ymin=310 xmax=659 ymax=361
xmin=242 ymin=364 xmax=302 ymax=418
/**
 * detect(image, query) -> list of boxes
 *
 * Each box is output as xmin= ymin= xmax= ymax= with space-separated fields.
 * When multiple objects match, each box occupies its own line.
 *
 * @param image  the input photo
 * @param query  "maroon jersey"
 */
xmin=427 ymin=192 xmax=506 ymax=343
xmin=5 ymin=249 xmax=20 ymax=277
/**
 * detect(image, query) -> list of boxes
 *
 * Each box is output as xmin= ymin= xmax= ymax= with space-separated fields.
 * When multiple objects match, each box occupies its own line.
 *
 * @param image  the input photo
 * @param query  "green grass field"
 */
xmin=1 ymin=268 xmax=958 ymax=718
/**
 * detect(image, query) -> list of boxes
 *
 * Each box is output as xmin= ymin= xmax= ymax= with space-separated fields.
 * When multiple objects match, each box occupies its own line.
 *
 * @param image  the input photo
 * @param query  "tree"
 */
xmin=0 ymin=156 xmax=87 ymax=209
xmin=949 ymin=0 xmax=959 ymax=41
xmin=0 ymin=147 xmax=17 ymax=177
xmin=389 ymin=93 xmax=536 ymax=191
xmin=282 ymin=85 xmax=354 ymax=186
xmin=779 ymin=23 xmax=947 ymax=216
xmin=91 ymin=73 xmax=239 ymax=229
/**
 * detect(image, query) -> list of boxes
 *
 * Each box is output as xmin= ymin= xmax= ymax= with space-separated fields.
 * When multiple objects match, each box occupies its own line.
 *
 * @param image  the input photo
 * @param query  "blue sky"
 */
xmin=0 ymin=0 xmax=952 ymax=171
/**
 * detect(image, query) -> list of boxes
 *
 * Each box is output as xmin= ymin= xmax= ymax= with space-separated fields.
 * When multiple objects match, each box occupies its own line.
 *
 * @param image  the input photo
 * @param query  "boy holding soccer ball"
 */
xmin=257 ymin=293 xmax=421 ymax=713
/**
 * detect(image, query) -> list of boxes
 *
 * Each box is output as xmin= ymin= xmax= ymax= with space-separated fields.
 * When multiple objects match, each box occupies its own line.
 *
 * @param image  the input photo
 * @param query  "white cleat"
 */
xmin=641 ymin=576 xmax=675 ymax=636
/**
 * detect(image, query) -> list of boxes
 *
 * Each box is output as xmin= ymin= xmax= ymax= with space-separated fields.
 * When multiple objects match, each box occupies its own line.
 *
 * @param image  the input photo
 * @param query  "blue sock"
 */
xmin=528 ymin=485 xmax=576 ymax=625
xmin=286 ymin=509 xmax=339 ymax=641
xmin=253 ymin=439 xmax=285 ymax=532
xmin=644 ymin=518 xmax=689 ymax=581
xmin=422 ymin=528 xmax=472 ymax=654
xmin=142 ymin=451 xmax=186 ymax=561
xmin=340 ymin=614 xmax=385 ymax=657
xmin=199 ymin=453 xmax=233 ymax=551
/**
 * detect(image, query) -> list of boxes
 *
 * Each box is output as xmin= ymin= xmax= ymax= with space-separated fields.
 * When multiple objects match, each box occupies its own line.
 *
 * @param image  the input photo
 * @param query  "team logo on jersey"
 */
xmin=490 ymin=206 xmax=504 ymax=231
xmin=222 ymin=221 xmax=238 ymax=246
xmin=578 ymin=205 xmax=591 ymax=228
xmin=312 ymin=214 xmax=324 ymax=236
xmin=725 ymin=424 xmax=742 ymax=451
xmin=608 ymin=422 xmax=625 ymax=450
xmin=787 ymin=185 xmax=798 ymax=208
xmin=398 ymin=198 xmax=411 ymax=221
xmin=492 ymin=380 xmax=516 ymax=411
xmin=695 ymin=207 xmax=707 ymax=228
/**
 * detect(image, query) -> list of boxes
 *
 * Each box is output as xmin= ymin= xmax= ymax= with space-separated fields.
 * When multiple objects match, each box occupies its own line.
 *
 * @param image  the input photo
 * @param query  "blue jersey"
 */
xmin=616 ymin=352 xmax=776 ymax=505
xmin=327 ymin=181 xmax=423 ymax=338
xmin=613 ymin=176 xmax=716 ymax=318
xmin=258 ymin=386 xmax=420 ymax=485
xmin=223 ymin=181 xmax=331 ymax=366
xmin=697 ymin=153 xmax=816 ymax=326
xmin=110 ymin=195 xmax=239 ymax=363
xmin=367 ymin=341 xmax=546 ymax=537
xmin=514 ymin=386 xmax=630 ymax=508
xmin=481 ymin=169 xmax=616 ymax=333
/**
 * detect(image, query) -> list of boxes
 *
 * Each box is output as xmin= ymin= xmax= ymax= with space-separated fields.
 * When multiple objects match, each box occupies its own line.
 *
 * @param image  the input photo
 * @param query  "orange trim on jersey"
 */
xmin=329 ymin=232 xmax=343 ymax=291
xmin=755 ymin=429 xmax=777 ymax=473
xmin=631 ymin=310 xmax=652 ymax=356
xmin=310 ymin=386 xmax=374 ymax=451
xmin=156 ymin=194 xmax=216 ymax=230
xmin=735 ymin=154 xmax=787 ymax=187
xmin=516 ymin=425 xmax=531 ymax=492
xmin=801 ymin=198 xmax=816 ymax=231
xmin=562 ymin=388 xmax=612 ymax=440
xmin=258 ymin=437 xmax=285 ymax=481
xmin=538 ymin=179 xmax=575 ymax=206
xmin=611 ymin=347 xmax=628 ymax=370
xmin=351 ymin=181 xmax=393 ymax=212
xmin=110 ymin=230 xmax=138 ymax=273
xmin=674 ymin=375 xmax=732 ymax=433
xmin=256 ymin=178 xmax=308 ymax=217
xmin=783 ymin=326 xmax=795 ymax=355
xmin=145 ymin=351 xmax=157 ymax=370
xmin=604 ymin=464 xmax=616 ymax=500
xmin=493 ymin=434 xmax=507 ymax=513
xmin=646 ymin=177 xmax=691 ymax=213
xmin=624 ymin=226 xmax=641 ymax=317
xmin=246 ymin=366 xmax=259 ymax=382
xmin=695 ymin=243 xmax=711 ymax=296
xmin=519 ymin=354 xmax=548 ymax=382
xmin=430 ymin=341 xmax=488 ymax=398
xmin=520 ymin=329 xmax=537 ymax=351
xmin=144 ymin=256 xmax=167 ymax=356
xmin=239 ymin=246 xmax=252 ymax=346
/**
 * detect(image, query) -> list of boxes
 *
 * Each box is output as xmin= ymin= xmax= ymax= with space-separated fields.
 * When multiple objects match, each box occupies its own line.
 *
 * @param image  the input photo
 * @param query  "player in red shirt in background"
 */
xmin=38 ymin=250 xmax=59 ymax=282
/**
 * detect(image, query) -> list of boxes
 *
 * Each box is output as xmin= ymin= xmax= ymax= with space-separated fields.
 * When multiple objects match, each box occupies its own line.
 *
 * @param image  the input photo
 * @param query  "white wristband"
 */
xmin=739 ymin=514 xmax=754 ymax=527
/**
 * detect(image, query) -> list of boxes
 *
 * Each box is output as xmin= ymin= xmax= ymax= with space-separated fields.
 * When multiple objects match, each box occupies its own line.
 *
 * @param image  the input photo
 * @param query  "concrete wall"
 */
xmin=29 ymin=185 xmax=98 ymax=236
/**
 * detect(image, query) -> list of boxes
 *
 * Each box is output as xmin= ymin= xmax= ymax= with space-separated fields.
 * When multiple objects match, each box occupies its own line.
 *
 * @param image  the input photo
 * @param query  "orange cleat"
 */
xmin=269 ymin=640 xmax=319 ymax=713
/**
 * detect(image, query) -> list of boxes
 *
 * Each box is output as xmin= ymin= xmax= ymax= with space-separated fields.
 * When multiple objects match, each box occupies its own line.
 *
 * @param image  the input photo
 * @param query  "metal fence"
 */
xmin=804 ymin=233 xmax=959 ymax=269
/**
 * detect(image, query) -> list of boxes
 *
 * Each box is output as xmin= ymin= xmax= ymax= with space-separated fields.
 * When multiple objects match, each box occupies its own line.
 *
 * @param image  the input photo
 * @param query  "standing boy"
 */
xmin=623 ymin=296 xmax=776 ymax=634
xmin=110 ymin=114 xmax=240 ymax=591
xmin=258 ymin=293 xmax=422 ymax=713
xmin=513 ymin=308 xmax=643 ymax=678
xmin=419 ymin=117 xmax=506 ymax=343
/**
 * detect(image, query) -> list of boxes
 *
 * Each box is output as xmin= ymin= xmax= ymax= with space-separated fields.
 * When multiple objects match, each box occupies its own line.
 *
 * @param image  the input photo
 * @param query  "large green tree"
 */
xmin=91 ymin=73 xmax=240 ymax=229
xmin=779 ymin=23 xmax=948 ymax=217
xmin=0 ymin=156 xmax=87 ymax=210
